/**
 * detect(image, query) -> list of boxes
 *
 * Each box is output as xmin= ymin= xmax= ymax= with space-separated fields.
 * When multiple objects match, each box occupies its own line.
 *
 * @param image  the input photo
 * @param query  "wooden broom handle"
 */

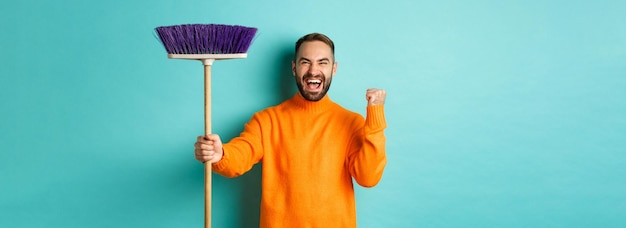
xmin=204 ymin=63 xmax=212 ymax=228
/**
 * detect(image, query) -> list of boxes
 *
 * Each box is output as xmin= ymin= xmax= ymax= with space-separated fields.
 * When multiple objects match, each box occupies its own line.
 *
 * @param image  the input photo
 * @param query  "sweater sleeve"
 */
xmin=346 ymin=105 xmax=387 ymax=187
xmin=212 ymin=113 xmax=265 ymax=178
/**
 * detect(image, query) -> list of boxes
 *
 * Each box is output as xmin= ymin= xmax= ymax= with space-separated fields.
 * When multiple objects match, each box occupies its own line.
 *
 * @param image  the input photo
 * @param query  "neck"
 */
xmin=291 ymin=93 xmax=333 ymax=113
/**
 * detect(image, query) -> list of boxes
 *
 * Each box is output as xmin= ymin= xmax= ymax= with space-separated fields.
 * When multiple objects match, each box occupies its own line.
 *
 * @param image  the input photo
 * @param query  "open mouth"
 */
xmin=305 ymin=78 xmax=323 ymax=91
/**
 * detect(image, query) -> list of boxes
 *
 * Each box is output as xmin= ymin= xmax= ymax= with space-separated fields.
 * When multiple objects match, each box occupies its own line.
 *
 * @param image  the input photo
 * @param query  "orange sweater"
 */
xmin=213 ymin=94 xmax=387 ymax=228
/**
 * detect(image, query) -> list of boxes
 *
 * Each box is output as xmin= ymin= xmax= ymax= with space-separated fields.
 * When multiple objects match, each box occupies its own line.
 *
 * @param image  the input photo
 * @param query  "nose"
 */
xmin=308 ymin=63 xmax=320 ymax=75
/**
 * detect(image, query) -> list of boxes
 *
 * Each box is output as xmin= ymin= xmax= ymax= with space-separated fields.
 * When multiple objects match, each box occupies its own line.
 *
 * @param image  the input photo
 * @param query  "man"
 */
xmin=194 ymin=33 xmax=387 ymax=227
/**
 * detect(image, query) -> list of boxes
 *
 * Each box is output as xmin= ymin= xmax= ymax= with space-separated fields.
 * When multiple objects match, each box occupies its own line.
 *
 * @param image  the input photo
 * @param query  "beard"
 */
xmin=295 ymin=73 xmax=332 ymax=101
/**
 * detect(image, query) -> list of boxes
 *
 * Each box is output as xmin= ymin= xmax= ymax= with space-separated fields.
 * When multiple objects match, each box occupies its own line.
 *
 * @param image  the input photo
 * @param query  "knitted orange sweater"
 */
xmin=213 ymin=94 xmax=387 ymax=228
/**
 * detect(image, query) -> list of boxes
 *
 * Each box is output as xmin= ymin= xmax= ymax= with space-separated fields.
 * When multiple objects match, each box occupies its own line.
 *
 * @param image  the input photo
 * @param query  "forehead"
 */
xmin=296 ymin=41 xmax=334 ymax=60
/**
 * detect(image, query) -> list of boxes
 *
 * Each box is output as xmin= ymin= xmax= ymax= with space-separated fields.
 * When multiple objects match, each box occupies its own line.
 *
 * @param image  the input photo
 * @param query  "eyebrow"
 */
xmin=298 ymin=57 xmax=331 ymax=62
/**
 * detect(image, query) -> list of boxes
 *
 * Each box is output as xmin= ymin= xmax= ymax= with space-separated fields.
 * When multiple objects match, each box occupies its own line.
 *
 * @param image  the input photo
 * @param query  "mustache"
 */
xmin=303 ymin=73 xmax=325 ymax=79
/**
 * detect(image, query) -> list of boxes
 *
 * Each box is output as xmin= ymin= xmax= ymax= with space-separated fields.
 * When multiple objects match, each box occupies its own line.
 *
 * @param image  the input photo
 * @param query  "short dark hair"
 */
xmin=295 ymin=33 xmax=335 ymax=58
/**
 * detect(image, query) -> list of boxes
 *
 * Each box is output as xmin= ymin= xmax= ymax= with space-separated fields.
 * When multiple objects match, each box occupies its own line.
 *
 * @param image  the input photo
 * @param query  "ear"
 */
xmin=291 ymin=61 xmax=296 ymax=76
xmin=332 ymin=61 xmax=338 ymax=77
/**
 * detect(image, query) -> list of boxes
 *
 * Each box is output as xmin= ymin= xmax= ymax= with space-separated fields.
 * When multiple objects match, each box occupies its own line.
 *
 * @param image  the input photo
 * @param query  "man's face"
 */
xmin=292 ymin=41 xmax=337 ymax=101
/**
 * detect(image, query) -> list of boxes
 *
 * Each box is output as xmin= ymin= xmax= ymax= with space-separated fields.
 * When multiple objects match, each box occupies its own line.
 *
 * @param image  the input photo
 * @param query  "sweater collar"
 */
xmin=290 ymin=93 xmax=334 ymax=113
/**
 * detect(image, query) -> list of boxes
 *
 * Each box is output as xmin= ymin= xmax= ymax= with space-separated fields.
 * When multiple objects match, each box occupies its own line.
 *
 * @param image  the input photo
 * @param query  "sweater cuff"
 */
xmin=211 ymin=146 xmax=229 ymax=171
xmin=366 ymin=105 xmax=387 ymax=130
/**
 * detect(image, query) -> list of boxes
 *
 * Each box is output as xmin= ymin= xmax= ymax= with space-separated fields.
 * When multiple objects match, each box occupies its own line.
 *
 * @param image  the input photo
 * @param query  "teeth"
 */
xmin=307 ymin=79 xmax=321 ymax=84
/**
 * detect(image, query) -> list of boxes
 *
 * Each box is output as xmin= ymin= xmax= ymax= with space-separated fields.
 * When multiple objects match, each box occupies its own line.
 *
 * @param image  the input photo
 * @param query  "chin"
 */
xmin=301 ymin=90 xmax=327 ymax=101
xmin=296 ymin=80 xmax=331 ymax=101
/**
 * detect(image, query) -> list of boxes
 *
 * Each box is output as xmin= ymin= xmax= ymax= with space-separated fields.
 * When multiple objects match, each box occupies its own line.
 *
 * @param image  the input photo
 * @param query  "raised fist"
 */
xmin=366 ymin=88 xmax=386 ymax=106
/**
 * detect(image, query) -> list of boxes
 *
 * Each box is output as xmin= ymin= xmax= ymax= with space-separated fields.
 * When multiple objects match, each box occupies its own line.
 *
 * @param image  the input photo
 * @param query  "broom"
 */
xmin=155 ymin=24 xmax=257 ymax=228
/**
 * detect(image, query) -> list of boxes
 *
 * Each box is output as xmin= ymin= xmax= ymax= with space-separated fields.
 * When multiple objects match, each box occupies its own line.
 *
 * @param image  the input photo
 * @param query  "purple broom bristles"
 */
xmin=155 ymin=24 xmax=257 ymax=54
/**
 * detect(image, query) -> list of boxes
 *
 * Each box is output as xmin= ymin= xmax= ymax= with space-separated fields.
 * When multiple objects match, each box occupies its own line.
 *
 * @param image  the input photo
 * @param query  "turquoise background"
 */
xmin=1 ymin=0 xmax=625 ymax=227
